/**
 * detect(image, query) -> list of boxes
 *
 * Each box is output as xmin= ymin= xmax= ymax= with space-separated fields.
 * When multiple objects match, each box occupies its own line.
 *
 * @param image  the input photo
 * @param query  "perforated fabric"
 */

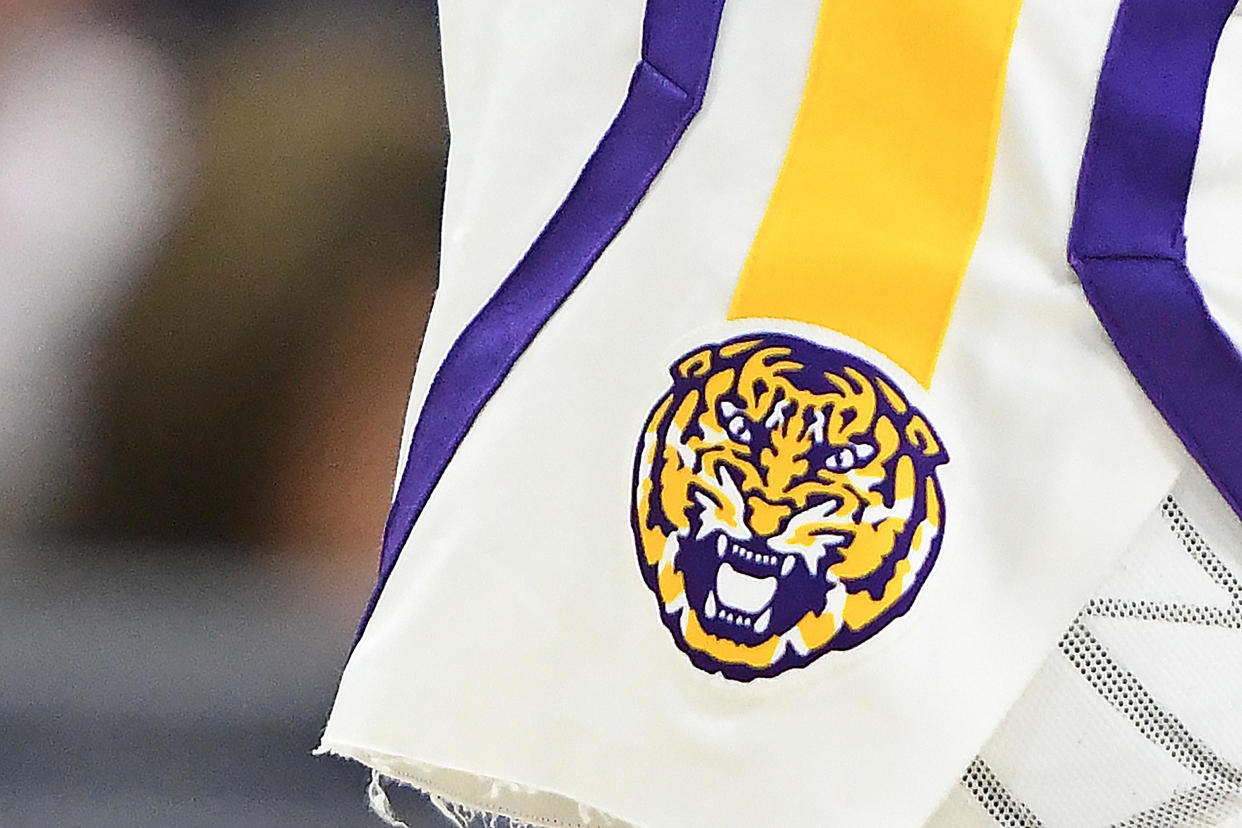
xmin=927 ymin=469 xmax=1242 ymax=828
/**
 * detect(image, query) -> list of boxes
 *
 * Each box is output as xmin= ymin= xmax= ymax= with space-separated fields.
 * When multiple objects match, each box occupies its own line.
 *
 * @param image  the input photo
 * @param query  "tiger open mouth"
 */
xmin=688 ymin=530 xmax=846 ymax=642
xmin=705 ymin=560 xmax=778 ymax=633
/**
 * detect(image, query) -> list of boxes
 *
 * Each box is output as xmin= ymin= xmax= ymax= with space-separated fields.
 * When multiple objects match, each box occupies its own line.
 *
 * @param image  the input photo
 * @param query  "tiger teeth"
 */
xmin=711 ymin=537 xmax=790 ymax=571
xmin=781 ymin=555 xmax=795 ymax=577
xmin=705 ymin=594 xmax=765 ymax=630
xmin=716 ymin=609 xmax=752 ymax=628
xmin=754 ymin=607 xmax=771 ymax=635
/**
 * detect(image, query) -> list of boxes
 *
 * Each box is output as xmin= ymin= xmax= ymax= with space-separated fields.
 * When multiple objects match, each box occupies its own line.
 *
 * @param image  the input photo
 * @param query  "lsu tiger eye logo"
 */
xmin=631 ymin=334 xmax=948 ymax=681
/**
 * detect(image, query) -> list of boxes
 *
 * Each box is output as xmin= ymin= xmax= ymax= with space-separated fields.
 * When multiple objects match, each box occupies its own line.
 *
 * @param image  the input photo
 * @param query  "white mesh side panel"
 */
xmin=927 ymin=469 xmax=1242 ymax=828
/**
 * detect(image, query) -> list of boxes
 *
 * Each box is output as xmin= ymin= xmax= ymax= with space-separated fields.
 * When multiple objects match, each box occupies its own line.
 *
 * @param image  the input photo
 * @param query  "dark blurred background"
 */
xmin=1 ymin=0 xmax=448 ymax=823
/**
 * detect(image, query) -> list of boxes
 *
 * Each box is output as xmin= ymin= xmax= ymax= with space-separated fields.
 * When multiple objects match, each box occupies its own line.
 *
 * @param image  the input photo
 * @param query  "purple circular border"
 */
xmin=630 ymin=333 xmax=949 ymax=682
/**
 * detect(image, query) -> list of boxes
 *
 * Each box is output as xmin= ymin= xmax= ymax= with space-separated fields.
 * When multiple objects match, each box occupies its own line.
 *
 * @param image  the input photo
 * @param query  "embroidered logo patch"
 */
xmin=631 ymin=334 xmax=948 ymax=681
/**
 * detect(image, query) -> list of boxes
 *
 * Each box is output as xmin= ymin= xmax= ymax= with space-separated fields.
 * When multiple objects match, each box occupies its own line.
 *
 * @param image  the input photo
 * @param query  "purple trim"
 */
xmin=1069 ymin=0 xmax=1242 ymax=522
xmin=356 ymin=0 xmax=727 ymax=641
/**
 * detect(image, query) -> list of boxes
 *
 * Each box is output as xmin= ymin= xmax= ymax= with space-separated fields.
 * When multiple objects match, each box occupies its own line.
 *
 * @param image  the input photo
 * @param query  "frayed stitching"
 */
xmin=368 ymin=770 xmax=411 ymax=828
xmin=369 ymin=769 xmax=546 ymax=828
xmin=325 ymin=743 xmax=620 ymax=828
xmin=428 ymin=793 xmax=472 ymax=827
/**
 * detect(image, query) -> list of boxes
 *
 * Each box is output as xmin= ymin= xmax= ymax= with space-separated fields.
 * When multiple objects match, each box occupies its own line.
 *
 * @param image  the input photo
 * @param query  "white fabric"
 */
xmin=318 ymin=0 xmax=1242 ymax=825
xmin=928 ymin=468 xmax=1242 ymax=827
xmin=923 ymin=14 xmax=1242 ymax=826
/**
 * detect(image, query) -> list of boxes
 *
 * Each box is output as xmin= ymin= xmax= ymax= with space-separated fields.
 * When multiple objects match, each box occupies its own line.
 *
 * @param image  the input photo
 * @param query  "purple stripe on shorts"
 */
xmin=1069 ymin=0 xmax=1242 ymax=521
xmin=357 ymin=0 xmax=728 ymax=641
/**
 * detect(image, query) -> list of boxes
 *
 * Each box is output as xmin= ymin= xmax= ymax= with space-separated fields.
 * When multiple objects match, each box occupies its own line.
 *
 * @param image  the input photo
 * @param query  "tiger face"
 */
xmin=631 ymin=334 xmax=948 ymax=680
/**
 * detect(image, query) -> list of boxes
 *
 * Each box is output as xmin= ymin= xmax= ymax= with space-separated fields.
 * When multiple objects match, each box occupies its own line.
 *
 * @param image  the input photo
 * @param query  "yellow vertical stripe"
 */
xmin=728 ymin=0 xmax=1022 ymax=387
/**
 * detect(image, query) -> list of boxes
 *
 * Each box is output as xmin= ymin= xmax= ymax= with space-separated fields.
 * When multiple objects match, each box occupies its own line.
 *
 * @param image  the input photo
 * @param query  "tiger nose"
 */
xmin=746 ymin=496 xmax=792 ymax=537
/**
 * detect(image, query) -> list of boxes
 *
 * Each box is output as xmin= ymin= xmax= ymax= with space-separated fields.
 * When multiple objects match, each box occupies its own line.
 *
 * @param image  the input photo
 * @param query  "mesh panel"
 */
xmin=1117 ymin=781 xmax=1242 ymax=828
xmin=962 ymin=758 xmax=1044 ymax=828
xmin=1058 ymin=618 xmax=1241 ymax=786
xmin=933 ymin=475 xmax=1242 ymax=828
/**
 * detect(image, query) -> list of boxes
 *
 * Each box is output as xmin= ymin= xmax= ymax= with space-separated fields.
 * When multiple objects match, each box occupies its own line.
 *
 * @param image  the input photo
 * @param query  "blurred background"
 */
xmin=1 ymin=0 xmax=448 ymax=823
